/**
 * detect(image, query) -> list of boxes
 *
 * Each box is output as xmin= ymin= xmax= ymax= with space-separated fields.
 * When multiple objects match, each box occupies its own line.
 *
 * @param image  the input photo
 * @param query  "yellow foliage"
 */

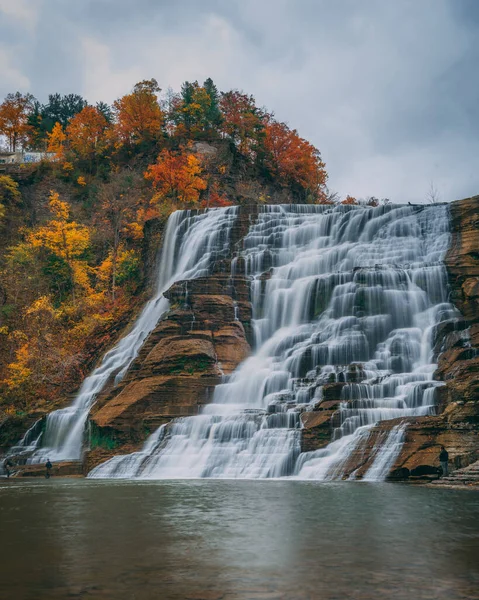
xmin=27 ymin=191 xmax=92 ymax=297
xmin=97 ymin=254 xmax=113 ymax=286
xmin=62 ymin=161 xmax=74 ymax=172
xmin=0 ymin=175 xmax=21 ymax=204
xmin=71 ymin=261 xmax=93 ymax=293
xmin=5 ymin=241 xmax=35 ymax=268
xmin=47 ymin=122 xmax=66 ymax=159
xmin=4 ymin=343 xmax=32 ymax=389
xmin=125 ymin=221 xmax=143 ymax=240
xmin=25 ymin=295 xmax=58 ymax=319
xmin=48 ymin=190 xmax=69 ymax=219
xmin=29 ymin=192 xmax=90 ymax=260
xmin=77 ymin=176 xmax=87 ymax=186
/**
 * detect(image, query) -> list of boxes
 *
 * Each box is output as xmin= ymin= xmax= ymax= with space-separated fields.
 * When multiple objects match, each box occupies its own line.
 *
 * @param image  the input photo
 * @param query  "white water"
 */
xmin=90 ymin=203 xmax=458 ymax=481
xmin=22 ymin=207 xmax=238 ymax=464
xmin=362 ymin=424 xmax=407 ymax=482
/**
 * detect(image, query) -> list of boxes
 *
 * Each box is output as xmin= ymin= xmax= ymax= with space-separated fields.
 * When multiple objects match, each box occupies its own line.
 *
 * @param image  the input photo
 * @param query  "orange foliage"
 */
xmin=264 ymin=120 xmax=327 ymax=199
xmin=145 ymin=149 xmax=207 ymax=206
xmin=200 ymin=189 xmax=233 ymax=209
xmin=341 ymin=195 xmax=358 ymax=205
xmin=66 ymin=106 xmax=109 ymax=159
xmin=0 ymin=92 xmax=34 ymax=151
xmin=46 ymin=122 xmax=66 ymax=159
xmin=113 ymin=79 xmax=163 ymax=144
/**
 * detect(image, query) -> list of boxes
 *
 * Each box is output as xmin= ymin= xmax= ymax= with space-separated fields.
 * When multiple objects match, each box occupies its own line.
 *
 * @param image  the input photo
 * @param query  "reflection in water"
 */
xmin=1 ymin=480 xmax=479 ymax=600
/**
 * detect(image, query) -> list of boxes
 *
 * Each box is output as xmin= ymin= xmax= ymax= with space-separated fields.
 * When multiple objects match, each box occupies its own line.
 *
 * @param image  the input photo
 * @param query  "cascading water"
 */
xmin=19 ymin=207 xmax=238 ymax=464
xmin=89 ymin=203 xmax=458 ymax=481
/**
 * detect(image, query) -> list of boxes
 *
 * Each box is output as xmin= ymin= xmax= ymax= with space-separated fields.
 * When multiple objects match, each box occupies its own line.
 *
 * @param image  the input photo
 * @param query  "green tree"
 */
xmin=172 ymin=79 xmax=222 ymax=139
xmin=28 ymin=94 xmax=88 ymax=145
xmin=203 ymin=78 xmax=223 ymax=133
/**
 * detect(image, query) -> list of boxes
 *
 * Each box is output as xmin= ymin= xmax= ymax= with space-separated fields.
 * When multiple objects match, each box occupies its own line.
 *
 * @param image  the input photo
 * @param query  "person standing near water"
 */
xmin=439 ymin=446 xmax=449 ymax=477
xmin=45 ymin=459 xmax=52 ymax=479
xmin=3 ymin=458 xmax=13 ymax=478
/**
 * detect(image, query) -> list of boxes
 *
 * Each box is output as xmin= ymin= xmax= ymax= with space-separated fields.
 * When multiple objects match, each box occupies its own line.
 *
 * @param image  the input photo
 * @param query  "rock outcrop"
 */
xmin=89 ymin=273 xmax=251 ymax=452
xmin=86 ymin=215 xmax=254 ymax=469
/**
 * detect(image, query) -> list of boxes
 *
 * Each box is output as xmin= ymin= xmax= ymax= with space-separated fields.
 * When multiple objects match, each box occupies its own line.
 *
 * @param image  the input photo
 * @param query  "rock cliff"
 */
xmin=86 ymin=215 xmax=254 ymax=470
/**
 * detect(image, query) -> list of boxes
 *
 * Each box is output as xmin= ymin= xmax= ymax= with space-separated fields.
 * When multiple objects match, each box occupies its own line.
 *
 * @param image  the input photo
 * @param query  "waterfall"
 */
xmin=20 ymin=207 xmax=238 ymax=464
xmin=362 ymin=424 xmax=407 ymax=482
xmin=89 ymin=203 xmax=457 ymax=480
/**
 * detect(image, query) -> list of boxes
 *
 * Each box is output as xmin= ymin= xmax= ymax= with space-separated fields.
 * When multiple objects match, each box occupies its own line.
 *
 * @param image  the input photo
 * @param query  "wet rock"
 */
xmin=13 ymin=461 xmax=83 ymax=477
xmin=300 ymin=411 xmax=334 ymax=452
xmin=89 ymin=254 xmax=253 ymax=454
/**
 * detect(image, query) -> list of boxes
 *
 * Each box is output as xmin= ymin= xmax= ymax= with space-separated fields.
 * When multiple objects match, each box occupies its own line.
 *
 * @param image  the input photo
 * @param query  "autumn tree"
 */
xmin=0 ymin=175 xmax=21 ymax=233
xmin=66 ymin=106 xmax=110 ymax=167
xmin=46 ymin=122 xmax=66 ymax=159
xmin=28 ymin=191 xmax=91 ymax=302
xmin=220 ymin=90 xmax=265 ymax=156
xmin=0 ymin=175 xmax=21 ymax=207
xmin=113 ymin=79 xmax=163 ymax=145
xmin=263 ymin=119 xmax=327 ymax=201
xmin=0 ymin=92 xmax=35 ymax=151
xmin=145 ymin=148 xmax=207 ymax=207
xmin=96 ymin=171 xmax=144 ymax=300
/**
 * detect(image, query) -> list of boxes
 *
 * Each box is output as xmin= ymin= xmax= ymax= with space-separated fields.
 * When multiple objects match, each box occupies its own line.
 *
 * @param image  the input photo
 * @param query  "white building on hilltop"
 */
xmin=0 ymin=151 xmax=55 ymax=168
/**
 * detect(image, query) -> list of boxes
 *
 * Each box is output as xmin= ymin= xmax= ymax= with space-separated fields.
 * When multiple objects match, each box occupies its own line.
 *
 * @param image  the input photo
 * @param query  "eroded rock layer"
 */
xmin=86 ymin=216 xmax=254 ymax=469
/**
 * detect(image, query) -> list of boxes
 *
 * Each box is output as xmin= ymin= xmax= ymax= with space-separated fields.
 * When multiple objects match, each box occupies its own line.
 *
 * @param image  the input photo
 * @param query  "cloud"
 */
xmin=0 ymin=0 xmax=39 ymax=31
xmin=0 ymin=48 xmax=30 ymax=90
xmin=0 ymin=0 xmax=478 ymax=203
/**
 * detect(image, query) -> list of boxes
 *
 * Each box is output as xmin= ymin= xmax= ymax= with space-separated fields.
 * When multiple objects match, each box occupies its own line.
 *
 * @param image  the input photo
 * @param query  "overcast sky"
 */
xmin=1 ymin=0 xmax=478 ymax=203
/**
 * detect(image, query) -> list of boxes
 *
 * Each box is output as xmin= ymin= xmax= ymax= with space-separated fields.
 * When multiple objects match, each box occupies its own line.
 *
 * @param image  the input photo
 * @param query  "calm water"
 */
xmin=0 ymin=480 xmax=478 ymax=600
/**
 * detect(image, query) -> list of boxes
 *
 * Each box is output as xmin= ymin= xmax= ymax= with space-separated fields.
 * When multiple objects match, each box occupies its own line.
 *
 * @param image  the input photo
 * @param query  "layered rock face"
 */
xmin=86 ymin=216 xmax=254 ymax=469
xmin=90 ymin=272 xmax=251 ymax=441
xmin=392 ymin=196 xmax=479 ymax=479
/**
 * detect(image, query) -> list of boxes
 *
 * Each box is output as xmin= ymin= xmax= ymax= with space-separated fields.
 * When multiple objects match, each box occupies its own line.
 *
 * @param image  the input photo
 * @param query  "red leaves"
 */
xmin=264 ymin=119 xmax=327 ymax=200
xmin=145 ymin=149 xmax=207 ymax=206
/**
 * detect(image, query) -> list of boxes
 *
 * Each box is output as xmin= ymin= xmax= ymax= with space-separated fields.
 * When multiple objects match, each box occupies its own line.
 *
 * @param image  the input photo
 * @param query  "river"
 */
xmin=1 ymin=479 xmax=478 ymax=599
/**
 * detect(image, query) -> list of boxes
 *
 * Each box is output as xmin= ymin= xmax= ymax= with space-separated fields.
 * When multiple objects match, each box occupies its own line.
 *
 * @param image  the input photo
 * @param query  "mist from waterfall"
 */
xmin=19 ymin=207 xmax=239 ymax=464
xmin=90 ymin=203 xmax=457 ymax=481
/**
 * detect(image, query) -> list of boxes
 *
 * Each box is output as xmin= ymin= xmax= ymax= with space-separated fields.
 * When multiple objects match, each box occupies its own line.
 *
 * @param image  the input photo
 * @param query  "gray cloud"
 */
xmin=0 ymin=0 xmax=478 ymax=203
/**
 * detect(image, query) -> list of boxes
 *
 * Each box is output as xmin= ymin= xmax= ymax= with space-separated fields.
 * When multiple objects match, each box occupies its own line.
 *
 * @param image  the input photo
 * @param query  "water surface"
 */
xmin=1 ymin=479 xmax=478 ymax=599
